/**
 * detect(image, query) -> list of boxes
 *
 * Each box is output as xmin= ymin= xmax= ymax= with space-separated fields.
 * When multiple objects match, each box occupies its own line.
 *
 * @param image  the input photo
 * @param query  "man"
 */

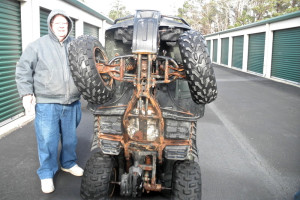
xmin=15 ymin=9 xmax=83 ymax=193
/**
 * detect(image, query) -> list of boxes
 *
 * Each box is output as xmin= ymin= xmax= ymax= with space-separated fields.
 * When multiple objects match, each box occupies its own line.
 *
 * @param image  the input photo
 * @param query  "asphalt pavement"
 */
xmin=0 ymin=64 xmax=299 ymax=200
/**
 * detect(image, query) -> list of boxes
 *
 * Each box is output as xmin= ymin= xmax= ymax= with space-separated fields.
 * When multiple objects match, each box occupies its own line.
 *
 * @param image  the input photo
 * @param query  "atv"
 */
xmin=68 ymin=10 xmax=217 ymax=200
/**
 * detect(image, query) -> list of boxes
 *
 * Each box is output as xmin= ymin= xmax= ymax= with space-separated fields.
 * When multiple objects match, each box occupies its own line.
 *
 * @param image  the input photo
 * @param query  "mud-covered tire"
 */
xmin=80 ymin=152 xmax=117 ymax=200
xmin=171 ymin=161 xmax=202 ymax=200
xmin=68 ymin=35 xmax=115 ymax=104
xmin=178 ymin=30 xmax=217 ymax=104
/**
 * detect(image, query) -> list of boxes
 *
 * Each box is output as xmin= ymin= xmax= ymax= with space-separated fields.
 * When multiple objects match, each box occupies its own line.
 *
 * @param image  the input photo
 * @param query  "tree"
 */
xmin=230 ymin=0 xmax=254 ymax=27
xmin=176 ymin=0 xmax=300 ymax=34
xmin=214 ymin=0 xmax=232 ymax=32
xmin=201 ymin=1 xmax=218 ymax=34
xmin=178 ymin=0 xmax=208 ymax=33
xmin=178 ymin=0 xmax=194 ymax=20
xmin=270 ymin=0 xmax=300 ymax=17
xmin=108 ymin=0 xmax=131 ymax=21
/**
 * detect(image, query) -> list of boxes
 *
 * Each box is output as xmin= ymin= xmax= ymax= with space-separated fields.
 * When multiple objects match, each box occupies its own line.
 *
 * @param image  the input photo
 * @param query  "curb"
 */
xmin=0 ymin=115 xmax=35 ymax=139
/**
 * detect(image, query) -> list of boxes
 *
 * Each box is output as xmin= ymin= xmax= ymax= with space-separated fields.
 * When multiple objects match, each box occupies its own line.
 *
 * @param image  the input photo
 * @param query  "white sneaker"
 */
xmin=41 ymin=178 xmax=55 ymax=193
xmin=61 ymin=164 xmax=84 ymax=176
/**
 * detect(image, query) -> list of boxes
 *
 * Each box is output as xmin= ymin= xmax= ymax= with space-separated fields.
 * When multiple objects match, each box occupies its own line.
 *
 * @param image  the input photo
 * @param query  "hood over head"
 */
xmin=47 ymin=9 xmax=73 ymax=42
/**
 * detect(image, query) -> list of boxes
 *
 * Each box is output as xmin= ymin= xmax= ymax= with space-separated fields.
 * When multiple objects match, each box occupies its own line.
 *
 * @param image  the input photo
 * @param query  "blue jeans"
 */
xmin=34 ymin=100 xmax=81 ymax=179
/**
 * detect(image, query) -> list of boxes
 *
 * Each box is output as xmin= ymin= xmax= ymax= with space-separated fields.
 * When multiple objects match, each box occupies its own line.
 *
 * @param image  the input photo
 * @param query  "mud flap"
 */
xmin=132 ymin=10 xmax=160 ymax=54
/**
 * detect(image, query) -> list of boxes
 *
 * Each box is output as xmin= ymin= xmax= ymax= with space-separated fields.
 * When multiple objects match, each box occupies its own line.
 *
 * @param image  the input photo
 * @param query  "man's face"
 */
xmin=51 ymin=15 xmax=69 ymax=42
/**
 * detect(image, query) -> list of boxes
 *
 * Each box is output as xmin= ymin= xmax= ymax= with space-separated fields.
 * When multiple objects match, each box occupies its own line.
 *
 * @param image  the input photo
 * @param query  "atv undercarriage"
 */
xmin=68 ymin=10 xmax=217 ymax=200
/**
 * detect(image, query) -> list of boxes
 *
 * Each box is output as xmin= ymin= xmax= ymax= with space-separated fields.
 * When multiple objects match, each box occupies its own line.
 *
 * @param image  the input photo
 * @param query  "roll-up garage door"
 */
xmin=206 ymin=40 xmax=211 ymax=56
xmin=40 ymin=8 xmax=76 ymax=38
xmin=232 ymin=35 xmax=244 ymax=69
xmin=213 ymin=39 xmax=218 ymax=62
xmin=40 ymin=8 xmax=50 ymax=37
xmin=84 ymin=22 xmax=99 ymax=39
xmin=0 ymin=0 xmax=24 ymax=126
xmin=271 ymin=27 xmax=300 ymax=84
xmin=248 ymin=32 xmax=265 ymax=74
xmin=221 ymin=38 xmax=229 ymax=65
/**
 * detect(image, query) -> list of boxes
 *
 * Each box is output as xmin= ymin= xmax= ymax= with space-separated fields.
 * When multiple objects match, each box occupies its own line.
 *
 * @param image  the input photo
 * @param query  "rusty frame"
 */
xmin=97 ymin=120 xmax=195 ymax=192
xmin=95 ymin=53 xmax=194 ymax=193
xmin=95 ymin=55 xmax=186 ymax=84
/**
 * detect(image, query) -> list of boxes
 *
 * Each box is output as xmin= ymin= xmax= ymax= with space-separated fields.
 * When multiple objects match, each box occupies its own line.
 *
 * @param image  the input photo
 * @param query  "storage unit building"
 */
xmin=221 ymin=37 xmax=229 ymax=65
xmin=0 ymin=0 xmax=113 ymax=131
xmin=232 ymin=35 xmax=244 ymax=69
xmin=247 ymin=32 xmax=265 ymax=74
xmin=205 ymin=11 xmax=300 ymax=86
xmin=0 ymin=0 xmax=24 ymax=126
xmin=83 ymin=22 xmax=99 ymax=38
xmin=271 ymin=27 xmax=300 ymax=83
xmin=213 ymin=39 xmax=218 ymax=62
xmin=207 ymin=40 xmax=211 ymax=57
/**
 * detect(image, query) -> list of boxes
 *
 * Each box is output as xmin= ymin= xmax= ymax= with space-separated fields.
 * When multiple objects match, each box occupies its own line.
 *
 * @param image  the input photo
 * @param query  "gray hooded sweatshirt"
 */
xmin=15 ymin=9 xmax=80 ymax=104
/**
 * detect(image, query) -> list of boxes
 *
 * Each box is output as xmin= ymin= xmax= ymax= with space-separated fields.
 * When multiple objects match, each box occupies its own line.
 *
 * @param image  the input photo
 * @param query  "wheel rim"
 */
xmin=94 ymin=47 xmax=114 ymax=90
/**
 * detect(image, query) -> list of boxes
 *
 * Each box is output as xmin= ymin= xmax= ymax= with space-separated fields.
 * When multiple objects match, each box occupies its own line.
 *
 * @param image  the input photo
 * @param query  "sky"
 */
xmin=84 ymin=0 xmax=186 ymax=17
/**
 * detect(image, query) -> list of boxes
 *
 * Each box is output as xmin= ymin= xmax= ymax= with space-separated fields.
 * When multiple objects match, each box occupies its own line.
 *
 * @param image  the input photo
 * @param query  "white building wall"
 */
xmin=0 ymin=0 xmax=113 ymax=137
xmin=205 ymin=15 xmax=300 ymax=86
xmin=228 ymin=36 xmax=233 ymax=68
xmin=217 ymin=34 xmax=221 ymax=64
xmin=20 ymin=0 xmax=112 ymax=50
xmin=242 ymin=34 xmax=249 ymax=72
xmin=264 ymin=23 xmax=273 ymax=78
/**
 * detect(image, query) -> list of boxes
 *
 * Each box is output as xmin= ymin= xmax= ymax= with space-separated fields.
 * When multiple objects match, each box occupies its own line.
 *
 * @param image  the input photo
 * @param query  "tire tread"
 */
xmin=68 ymin=35 xmax=114 ymax=104
xmin=178 ymin=30 xmax=217 ymax=104
xmin=171 ymin=161 xmax=202 ymax=200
